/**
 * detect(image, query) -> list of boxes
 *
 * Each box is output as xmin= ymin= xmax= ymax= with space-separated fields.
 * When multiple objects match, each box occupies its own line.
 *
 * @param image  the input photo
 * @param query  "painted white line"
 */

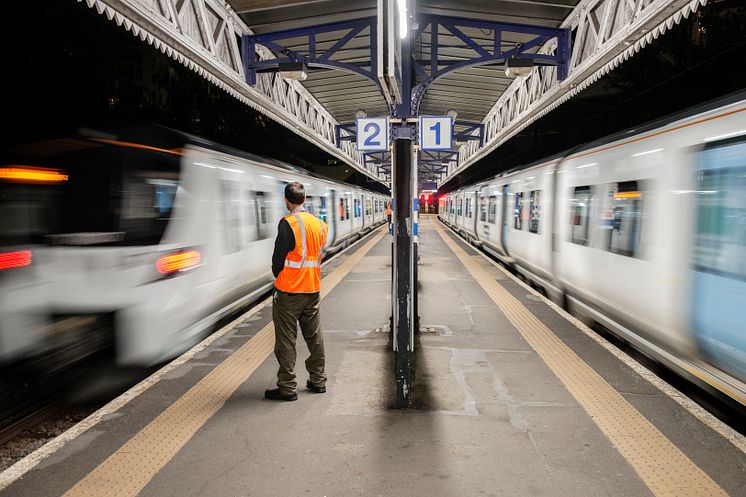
xmin=0 ymin=226 xmax=386 ymax=491
xmin=437 ymin=218 xmax=746 ymax=454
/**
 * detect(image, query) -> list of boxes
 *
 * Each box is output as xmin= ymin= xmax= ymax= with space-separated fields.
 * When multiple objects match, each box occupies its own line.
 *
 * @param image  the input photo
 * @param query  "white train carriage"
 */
xmin=438 ymin=92 xmax=746 ymax=404
xmin=0 ymin=124 xmax=387 ymax=369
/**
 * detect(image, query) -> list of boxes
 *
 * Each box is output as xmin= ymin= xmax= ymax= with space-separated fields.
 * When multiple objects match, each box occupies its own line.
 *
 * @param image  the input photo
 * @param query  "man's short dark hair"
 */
xmin=285 ymin=182 xmax=305 ymax=205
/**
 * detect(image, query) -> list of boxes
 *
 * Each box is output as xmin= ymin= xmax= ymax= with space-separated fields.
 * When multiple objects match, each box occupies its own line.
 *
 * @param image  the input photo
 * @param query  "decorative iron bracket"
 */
xmin=335 ymin=123 xmax=357 ymax=146
xmin=419 ymin=149 xmax=458 ymax=176
xmin=242 ymin=17 xmax=381 ymax=88
xmin=411 ymin=14 xmax=571 ymax=115
xmin=454 ymin=120 xmax=484 ymax=146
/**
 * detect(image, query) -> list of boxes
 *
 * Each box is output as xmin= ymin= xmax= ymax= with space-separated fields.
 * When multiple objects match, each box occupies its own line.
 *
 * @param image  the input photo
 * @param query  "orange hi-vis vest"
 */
xmin=274 ymin=211 xmax=328 ymax=294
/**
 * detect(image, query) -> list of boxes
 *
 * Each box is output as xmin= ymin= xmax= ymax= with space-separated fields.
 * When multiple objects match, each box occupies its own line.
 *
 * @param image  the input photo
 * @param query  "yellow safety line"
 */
xmin=431 ymin=220 xmax=728 ymax=497
xmin=62 ymin=229 xmax=386 ymax=497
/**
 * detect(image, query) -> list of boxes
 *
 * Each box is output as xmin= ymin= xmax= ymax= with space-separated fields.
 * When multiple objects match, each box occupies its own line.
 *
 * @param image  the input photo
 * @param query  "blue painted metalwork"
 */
xmin=335 ymin=123 xmax=357 ymax=147
xmin=410 ymin=14 xmax=571 ymax=115
xmin=419 ymin=149 xmax=458 ymax=173
xmin=242 ymin=17 xmax=382 ymax=89
xmin=454 ymin=120 xmax=484 ymax=146
xmin=241 ymin=13 xmax=571 ymax=122
xmin=363 ymin=152 xmax=391 ymax=175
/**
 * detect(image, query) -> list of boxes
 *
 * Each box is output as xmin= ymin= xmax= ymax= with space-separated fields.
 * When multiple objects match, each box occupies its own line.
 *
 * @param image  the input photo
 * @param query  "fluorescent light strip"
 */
xmin=397 ymin=0 xmax=408 ymax=39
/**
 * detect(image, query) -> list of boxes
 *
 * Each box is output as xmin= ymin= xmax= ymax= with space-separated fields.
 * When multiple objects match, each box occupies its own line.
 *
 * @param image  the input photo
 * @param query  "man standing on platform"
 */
xmin=265 ymin=182 xmax=328 ymax=402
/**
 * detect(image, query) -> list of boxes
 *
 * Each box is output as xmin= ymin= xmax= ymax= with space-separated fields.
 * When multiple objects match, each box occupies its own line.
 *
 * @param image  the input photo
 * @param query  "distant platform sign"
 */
xmin=357 ymin=117 xmax=389 ymax=152
xmin=419 ymin=116 xmax=453 ymax=150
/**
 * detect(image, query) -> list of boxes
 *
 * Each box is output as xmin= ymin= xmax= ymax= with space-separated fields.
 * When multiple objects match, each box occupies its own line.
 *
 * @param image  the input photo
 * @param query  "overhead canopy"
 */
xmin=231 ymin=0 xmax=579 ymax=124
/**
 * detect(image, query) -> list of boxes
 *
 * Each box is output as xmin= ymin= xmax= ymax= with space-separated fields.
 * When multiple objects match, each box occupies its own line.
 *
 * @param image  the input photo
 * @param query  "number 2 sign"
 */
xmin=419 ymin=116 xmax=453 ymax=151
xmin=356 ymin=117 xmax=389 ymax=152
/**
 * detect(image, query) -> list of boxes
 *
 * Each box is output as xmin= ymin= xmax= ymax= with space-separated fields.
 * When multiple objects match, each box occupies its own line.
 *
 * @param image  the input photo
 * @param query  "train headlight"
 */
xmin=0 ymin=250 xmax=32 ymax=270
xmin=156 ymin=249 xmax=201 ymax=276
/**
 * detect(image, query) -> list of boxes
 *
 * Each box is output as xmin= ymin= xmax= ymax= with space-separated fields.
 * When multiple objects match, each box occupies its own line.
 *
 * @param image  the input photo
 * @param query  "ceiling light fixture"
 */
xmin=505 ymin=57 xmax=534 ymax=77
xmin=278 ymin=61 xmax=308 ymax=81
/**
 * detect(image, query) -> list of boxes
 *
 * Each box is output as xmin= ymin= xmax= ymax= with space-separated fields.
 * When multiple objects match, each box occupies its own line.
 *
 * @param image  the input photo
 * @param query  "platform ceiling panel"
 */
xmin=232 ymin=0 xmax=581 ymax=126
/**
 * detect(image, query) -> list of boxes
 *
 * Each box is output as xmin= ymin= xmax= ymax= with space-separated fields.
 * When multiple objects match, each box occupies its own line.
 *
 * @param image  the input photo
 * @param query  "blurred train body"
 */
xmin=0 ymin=125 xmax=387 ymax=369
xmin=439 ymin=93 xmax=746 ymax=406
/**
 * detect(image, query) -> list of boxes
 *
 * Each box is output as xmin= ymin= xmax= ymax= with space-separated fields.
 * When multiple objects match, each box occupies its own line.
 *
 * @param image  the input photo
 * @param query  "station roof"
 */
xmin=230 ymin=0 xmax=580 ymax=124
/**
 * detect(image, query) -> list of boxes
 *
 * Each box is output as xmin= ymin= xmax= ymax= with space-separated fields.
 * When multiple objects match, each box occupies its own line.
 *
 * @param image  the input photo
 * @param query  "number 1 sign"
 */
xmin=419 ymin=116 xmax=453 ymax=151
xmin=356 ymin=117 xmax=389 ymax=152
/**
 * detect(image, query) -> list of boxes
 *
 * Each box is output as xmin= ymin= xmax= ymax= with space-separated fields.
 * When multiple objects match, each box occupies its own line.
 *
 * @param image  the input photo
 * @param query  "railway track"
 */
xmin=0 ymin=400 xmax=61 ymax=447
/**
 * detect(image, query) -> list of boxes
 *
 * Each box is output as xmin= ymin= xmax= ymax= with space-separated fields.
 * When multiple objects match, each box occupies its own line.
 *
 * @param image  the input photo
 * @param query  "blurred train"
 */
xmin=0 ymin=124 xmax=387 ymax=370
xmin=439 ymin=92 xmax=746 ymax=407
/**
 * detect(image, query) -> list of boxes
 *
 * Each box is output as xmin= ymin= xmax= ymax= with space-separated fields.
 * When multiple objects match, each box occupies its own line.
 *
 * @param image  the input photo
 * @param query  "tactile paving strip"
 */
xmin=61 ymin=229 xmax=386 ymax=497
xmin=432 ymin=220 xmax=728 ymax=497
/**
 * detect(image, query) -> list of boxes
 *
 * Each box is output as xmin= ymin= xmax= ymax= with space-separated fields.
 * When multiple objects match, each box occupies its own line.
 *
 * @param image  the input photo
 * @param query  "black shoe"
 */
xmin=306 ymin=380 xmax=326 ymax=394
xmin=264 ymin=388 xmax=298 ymax=401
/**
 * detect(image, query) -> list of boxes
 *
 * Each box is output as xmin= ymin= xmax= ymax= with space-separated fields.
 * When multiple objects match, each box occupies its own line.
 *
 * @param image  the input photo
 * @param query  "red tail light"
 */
xmin=0 ymin=250 xmax=32 ymax=270
xmin=156 ymin=250 xmax=201 ymax=275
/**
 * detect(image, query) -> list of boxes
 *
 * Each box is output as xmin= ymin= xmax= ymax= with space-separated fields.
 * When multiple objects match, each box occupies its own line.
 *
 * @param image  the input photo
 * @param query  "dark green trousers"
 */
xmin=272 ymin=290 xmax=326 ymax=395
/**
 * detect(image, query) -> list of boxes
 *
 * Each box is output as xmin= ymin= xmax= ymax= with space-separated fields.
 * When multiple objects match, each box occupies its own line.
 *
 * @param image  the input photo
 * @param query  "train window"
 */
xmin=0 ymin=140 xmax=184 ymax=247
xmin=514 ymin=192 xmax=524 ymax=230
xmin=345 ymin=198 xmax=350 ymax=220
xmin=246 ymin=192 xmax=257 ymax=229
xmin=570 ymin=186 xmax=592 ymax=246
xmin=529 ymin=190 xmax=541 ymax=234
xmin=693 ymin=162 xmax=746 ymax=279
xmin=457 ymin=198 xmax=463 ymax=216
xmin=306 ymin=195 xmax=315 ymax=216
xmin=479 ymin=197 xmax=487 ymax=222
xmin=319 ymin=196 xmax=328 ymax=223
xmin=259 ymin=195 xmax=269 ymax=224
xmin=339 ymin=198 xmax=345 ymax=221
xmin=488 ymin=196 xmax=497 ymax=224
xmin=606 ymin=181 xmax=643 ymax=257
xmin=252 ymin=191 xmax=271 ymax=240
xmin=466 ymin=197 xmax=473 ymax=218
xmin=220 ymin=180 xmax=241 ymax=253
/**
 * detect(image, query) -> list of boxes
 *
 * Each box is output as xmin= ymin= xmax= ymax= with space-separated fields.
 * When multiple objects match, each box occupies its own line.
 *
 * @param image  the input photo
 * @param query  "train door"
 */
xmin=691 ymin=138 xmax=746 ymax=380
xmin=338 ymin=192 xmax=351 ymax=242
xmin=218 ymin=170 xmax=252 ymax=292
xmin=501 ymin=184 xmax=509 ymax=254
xmin=364 ymin=195 xmax=372 ymax=229
xmin=471 ymin=191 xmax=479 ymax=234
xmin=329 ymin=190 xmax=338 ymax=246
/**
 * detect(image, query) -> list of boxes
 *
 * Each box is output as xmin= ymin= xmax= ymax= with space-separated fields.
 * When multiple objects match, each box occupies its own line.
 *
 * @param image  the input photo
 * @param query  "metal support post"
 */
xmin=412 ymin=143 xmax=420 ymax=337
xmin=390 ymin=17 xmax=416 ymax=408
xmin=392 ymin=136 xmax=413 ymax=408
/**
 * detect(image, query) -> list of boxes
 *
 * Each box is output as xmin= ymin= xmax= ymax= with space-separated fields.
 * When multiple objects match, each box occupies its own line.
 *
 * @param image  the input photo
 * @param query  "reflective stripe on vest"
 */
xmin=283 ymin=213 xmax=324 ymax=268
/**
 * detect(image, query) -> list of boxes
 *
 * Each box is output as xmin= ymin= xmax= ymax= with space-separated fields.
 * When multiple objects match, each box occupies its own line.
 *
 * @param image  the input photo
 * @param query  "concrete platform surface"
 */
xmin=0 ymin=219 xmax=743 ymax=497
